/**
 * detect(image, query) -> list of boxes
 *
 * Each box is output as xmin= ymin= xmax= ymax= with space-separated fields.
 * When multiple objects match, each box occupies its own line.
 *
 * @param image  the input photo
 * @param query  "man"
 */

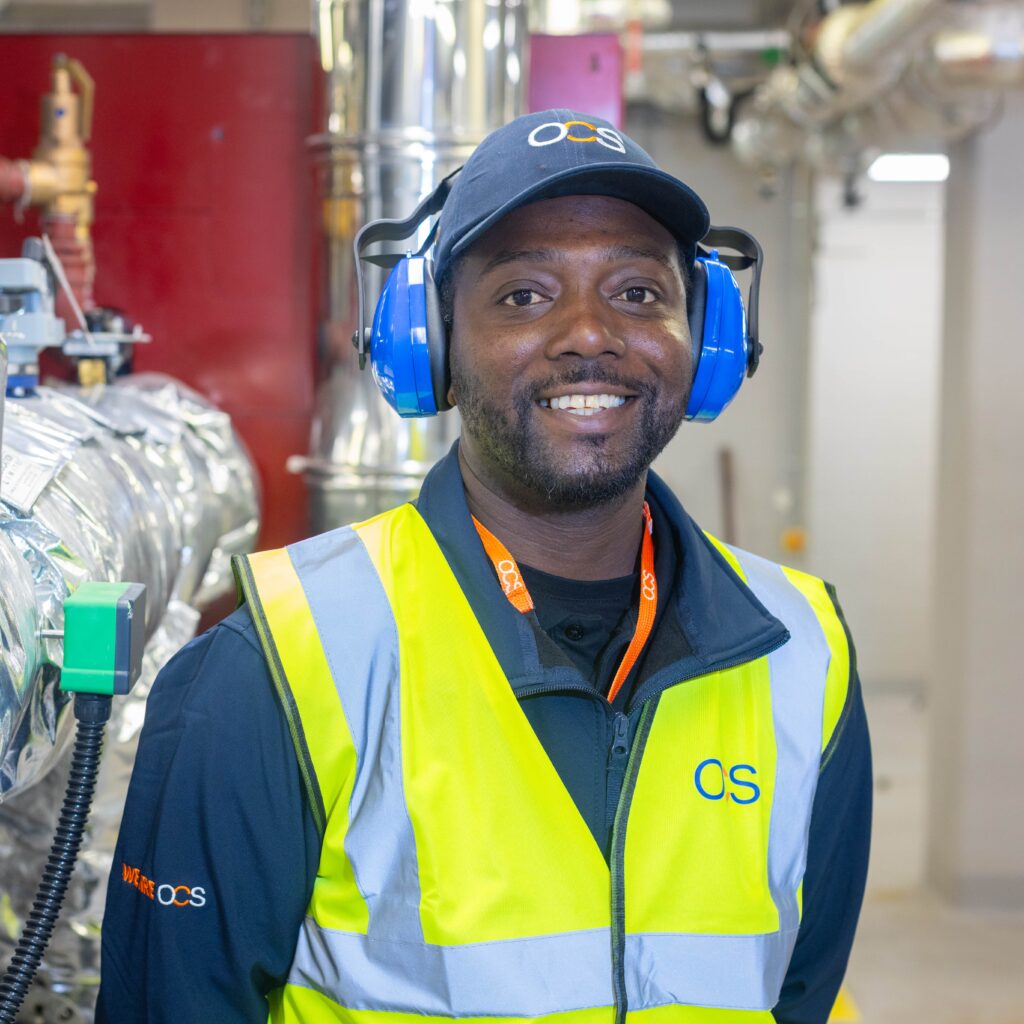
xmin=98 ymin=110 xmax=870 ymax=1023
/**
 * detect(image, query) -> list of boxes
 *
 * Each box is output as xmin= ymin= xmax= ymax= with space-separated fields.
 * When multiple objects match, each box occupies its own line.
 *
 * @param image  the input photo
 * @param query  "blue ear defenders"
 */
xmin=353 ymin=176 xmax=764 ymax=421
xmin=685 ymin=226 xmax=764 ymax=422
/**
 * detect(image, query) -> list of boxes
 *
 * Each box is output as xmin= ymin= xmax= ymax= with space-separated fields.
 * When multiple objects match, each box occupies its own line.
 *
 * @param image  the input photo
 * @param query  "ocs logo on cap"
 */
xmin=527 ymin=119 xmax=627 ymax=154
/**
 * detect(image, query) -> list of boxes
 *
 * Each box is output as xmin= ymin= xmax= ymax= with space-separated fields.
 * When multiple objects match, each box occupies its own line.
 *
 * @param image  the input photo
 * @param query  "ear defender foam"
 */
xmin=422 ymin=260 xmax=452 ymax=413
xmin=684 ymin=252 xmax=749 ymax=422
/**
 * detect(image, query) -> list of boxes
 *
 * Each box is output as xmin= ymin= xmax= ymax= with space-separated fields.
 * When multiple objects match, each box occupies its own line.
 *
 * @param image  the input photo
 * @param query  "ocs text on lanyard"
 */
xmin=472 ymin=503 xmax=657 ymax=704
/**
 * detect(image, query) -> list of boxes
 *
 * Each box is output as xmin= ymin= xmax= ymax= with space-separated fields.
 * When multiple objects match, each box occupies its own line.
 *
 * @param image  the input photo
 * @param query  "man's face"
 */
xmin=448 ymin=195 xmax=693 ymax=510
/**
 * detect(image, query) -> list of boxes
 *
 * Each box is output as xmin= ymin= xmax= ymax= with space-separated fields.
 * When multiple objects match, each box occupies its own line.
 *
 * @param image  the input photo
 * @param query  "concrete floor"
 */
xmin=838 ymin=692 xmax=1024 ymax=1023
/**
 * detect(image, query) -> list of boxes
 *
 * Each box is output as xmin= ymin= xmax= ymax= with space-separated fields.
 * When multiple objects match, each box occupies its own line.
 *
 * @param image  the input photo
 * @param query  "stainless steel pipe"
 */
xmin=299 ymin=0 xmax=526 ymax=532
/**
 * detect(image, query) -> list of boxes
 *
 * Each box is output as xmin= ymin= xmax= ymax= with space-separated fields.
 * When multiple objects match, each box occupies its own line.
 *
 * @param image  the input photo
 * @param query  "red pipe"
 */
xmin=43 ymin=214 xmax=96 ymax=316
xmin=0 ymin=157 xmax=26 ymax=204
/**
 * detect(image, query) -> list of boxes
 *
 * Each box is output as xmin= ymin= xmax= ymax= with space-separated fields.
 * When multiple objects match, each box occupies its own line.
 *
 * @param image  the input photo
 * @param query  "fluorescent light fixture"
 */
xmin=868 ymin=153 xmax=950 ymax=182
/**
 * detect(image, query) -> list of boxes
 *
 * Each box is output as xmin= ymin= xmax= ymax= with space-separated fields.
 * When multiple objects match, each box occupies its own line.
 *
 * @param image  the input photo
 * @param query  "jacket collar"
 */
xmin=415 ymin=443 xmax=789 ymax=704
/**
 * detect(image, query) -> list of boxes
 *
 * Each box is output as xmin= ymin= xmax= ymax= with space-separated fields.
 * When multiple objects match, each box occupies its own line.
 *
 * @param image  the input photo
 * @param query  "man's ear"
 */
xmin=446 ymin=385 xmax=457 ymax=407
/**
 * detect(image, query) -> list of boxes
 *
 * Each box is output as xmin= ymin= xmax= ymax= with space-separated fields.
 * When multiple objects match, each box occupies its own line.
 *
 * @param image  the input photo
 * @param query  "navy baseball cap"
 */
xmin=433 ymin=108 xmax=711 ymax=281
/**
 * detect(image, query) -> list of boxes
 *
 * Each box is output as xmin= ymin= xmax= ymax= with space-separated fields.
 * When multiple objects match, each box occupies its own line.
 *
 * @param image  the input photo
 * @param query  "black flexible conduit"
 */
xmin=0 ymin=693 xmax=111 ymax=1023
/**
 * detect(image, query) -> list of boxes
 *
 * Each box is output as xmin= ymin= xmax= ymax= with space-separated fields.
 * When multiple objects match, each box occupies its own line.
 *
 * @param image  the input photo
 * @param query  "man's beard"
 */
xmin=451 ymin=361 xmax=686 ymax=510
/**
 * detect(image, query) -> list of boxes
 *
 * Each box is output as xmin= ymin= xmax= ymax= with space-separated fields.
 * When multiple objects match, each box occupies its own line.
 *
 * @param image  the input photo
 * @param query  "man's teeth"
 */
xmin=538 ymin=394 xmax=628 ymax=415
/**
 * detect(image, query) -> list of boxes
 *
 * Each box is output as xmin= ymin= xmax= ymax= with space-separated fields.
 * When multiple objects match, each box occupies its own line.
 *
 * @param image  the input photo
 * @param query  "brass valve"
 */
xmin=0 ymin=55 xmax=99 ymax=313
xmin=21 ymin=54 xmax=97 ymax=248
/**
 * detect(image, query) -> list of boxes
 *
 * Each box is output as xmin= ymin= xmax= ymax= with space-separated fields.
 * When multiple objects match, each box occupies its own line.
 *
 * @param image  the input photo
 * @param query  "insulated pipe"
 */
xmin=809 ymin=0 xmax=945 ymax=105
xmin=0 ymin=340 xmax=6 ymax=461
xmin=731 ymin=1 xmax=1024 ymax=177
xmin=840 ymin=0 xmax=945 ymax=71
xmin=0 ymin=377 xmax=260 ymax=1015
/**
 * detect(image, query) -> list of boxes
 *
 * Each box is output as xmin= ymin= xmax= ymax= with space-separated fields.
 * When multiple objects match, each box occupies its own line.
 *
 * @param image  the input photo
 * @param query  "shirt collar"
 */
xmin=414 ymin=442 xmax=789 ymax=698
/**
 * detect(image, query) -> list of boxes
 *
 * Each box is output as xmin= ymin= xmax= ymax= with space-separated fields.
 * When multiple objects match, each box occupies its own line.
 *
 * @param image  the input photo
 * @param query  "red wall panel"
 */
xmin=0 ymin=34 xmax=320 ymax=548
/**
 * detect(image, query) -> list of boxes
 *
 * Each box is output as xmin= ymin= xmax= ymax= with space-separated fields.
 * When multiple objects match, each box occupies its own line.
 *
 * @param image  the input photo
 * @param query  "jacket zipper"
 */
xmin=514 ymin=643 xmax=788 ymax=1021
xmin=511 ymin=638 xmax=790 ymax=1021
xmin=608 ymin=697 xmax=658 ymax=1024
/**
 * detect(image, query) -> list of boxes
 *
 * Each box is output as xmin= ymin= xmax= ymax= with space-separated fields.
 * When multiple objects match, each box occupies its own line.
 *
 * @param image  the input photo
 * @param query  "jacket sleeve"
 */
xmin=96 ymin=605 xmax=321 ymax=1024
xmin=772 ymin=596 xmax=873 ymax=1024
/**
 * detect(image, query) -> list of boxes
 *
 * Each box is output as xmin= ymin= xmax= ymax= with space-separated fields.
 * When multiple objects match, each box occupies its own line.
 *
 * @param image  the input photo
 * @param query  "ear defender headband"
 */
xmin=353 ymin=174 xmax=764 ymax=421
xmin=352 ymin=171 xmax=458 ymax=418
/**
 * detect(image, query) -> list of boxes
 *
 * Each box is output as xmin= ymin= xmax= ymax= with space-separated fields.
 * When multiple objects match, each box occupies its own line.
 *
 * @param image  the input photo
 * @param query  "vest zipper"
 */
xmin=608 ymin=697 xmax=658 ymax=1024
xmin=605 ymin=712 xmax=630 ymax=836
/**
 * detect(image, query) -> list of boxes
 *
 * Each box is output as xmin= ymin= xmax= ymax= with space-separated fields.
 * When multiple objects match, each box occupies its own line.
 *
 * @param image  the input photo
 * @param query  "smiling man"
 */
xmin=450 ymin=195 xmax=693 ymax=580
xmin=98 ymin=111 xmax=871 ymax=1024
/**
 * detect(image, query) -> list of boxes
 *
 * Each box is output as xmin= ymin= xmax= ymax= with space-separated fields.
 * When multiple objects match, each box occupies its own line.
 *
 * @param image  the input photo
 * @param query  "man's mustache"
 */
xmin=526 ymin=366 xmax=656 ymax=401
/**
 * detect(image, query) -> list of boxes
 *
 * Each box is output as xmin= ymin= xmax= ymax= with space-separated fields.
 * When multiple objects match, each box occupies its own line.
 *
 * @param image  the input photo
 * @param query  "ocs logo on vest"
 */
xmin=694 ymin=759 xmax=761 ymax=804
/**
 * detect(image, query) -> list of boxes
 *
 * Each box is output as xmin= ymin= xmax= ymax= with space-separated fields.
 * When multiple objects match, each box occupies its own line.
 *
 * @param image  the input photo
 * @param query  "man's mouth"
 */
xmin=537 ymin=393 xmax=630 ymax=417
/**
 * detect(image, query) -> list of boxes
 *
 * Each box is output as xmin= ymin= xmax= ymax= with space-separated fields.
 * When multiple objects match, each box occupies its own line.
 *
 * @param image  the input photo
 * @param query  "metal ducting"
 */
xmin=530 ymin=0 xmax=795 ymax=33
xmin=0 ymin=375 xmax=259 ymax=1019
xmin=295 ymin=0 xmax=526 ymax=533
xmin=730 ymin=0 xmax=1024 ymax=180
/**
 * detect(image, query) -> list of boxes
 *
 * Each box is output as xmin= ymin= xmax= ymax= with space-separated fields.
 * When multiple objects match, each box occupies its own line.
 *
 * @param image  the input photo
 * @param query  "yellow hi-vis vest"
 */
xmin=233 ymin=503 xmax=850 ymax=1024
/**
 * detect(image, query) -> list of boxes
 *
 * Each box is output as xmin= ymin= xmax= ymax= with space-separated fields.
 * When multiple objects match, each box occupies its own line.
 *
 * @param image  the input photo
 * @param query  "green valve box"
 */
xmin=60 ymin=581 xmax=147 ymax=696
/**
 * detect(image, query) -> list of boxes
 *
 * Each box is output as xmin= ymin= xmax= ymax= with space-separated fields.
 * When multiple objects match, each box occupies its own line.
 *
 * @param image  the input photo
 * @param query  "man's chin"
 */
xmin=457 ymin=392 xmax=677 ymax=510
xmin=513 ymin=451 xmax=650 ymax=510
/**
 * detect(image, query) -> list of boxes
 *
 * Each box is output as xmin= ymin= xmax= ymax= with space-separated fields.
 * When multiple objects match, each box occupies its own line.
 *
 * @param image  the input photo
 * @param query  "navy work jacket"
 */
xmin=98 ymin=445 xmax=871 ymax=1024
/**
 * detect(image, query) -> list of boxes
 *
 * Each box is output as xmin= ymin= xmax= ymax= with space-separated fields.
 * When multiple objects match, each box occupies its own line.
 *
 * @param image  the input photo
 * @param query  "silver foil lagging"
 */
xmin=0 ymin=373 xmax=260 ymax=1021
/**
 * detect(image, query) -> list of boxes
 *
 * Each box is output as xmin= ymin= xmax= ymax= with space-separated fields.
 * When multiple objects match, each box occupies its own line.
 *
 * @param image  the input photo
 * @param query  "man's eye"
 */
xmin=619 ymin=286 xmax=657 ymax=304
xmin=500 ymin=289 xmax=542 ymax=307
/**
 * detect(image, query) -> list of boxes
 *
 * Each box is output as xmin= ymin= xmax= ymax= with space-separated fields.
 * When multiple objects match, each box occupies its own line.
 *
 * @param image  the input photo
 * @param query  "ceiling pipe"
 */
xmin=839 ymin=0 xmax=944 ymax=71
xmin=731 ymin=1 xmax=1024 ymax=180
xmin=928 ymin=26 xmax=1024 ymax=86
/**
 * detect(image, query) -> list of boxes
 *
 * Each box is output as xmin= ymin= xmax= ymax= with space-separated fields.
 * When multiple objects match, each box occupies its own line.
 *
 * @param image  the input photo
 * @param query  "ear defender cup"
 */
xmin=684 ymin=251 xmax=749 ymax=422
xmin=370 ymin=256 xmax=451 ymax=418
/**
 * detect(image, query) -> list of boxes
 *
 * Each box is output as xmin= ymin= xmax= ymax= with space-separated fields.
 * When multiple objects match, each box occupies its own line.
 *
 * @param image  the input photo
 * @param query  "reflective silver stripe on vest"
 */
xmin=735 ymin=550 xmax=828 ymax=941
xmin=288 ymin=527 xmax=427 ymax=943
xmin=288 ymin=920 xmax=615 ymax=1015
xmin=624 ymin=547 xmax=831 ymax=1013
xmin=626 ymin=931 xmax=790 ymax=1011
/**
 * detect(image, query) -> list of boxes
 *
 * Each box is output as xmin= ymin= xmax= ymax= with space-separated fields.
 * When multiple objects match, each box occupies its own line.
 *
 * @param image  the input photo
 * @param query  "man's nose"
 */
xmin=543 ymin=294 xmax=626 ymax=360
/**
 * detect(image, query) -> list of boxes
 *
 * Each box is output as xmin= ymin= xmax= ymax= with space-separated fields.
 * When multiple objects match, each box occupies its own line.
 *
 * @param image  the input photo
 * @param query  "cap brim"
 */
xmin=442 ymin=163 xmax=711 ymax=274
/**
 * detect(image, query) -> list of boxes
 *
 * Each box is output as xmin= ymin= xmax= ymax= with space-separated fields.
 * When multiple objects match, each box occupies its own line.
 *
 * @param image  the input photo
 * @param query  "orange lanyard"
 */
xmin=472 ymin=503 xmax=657 ymax=704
